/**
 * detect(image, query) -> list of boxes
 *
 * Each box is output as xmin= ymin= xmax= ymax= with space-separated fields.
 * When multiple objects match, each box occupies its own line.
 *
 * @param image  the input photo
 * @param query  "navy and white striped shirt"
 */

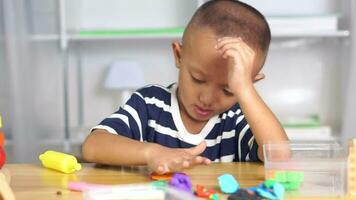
xmin=92 ymin=84 xmax=260 ymax=162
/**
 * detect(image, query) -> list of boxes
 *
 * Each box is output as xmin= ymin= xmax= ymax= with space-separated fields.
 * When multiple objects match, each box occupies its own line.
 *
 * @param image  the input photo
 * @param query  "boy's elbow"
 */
xmin=257 ymin=147 xmax=264 ymax=162
xmin=81 ymin=135 xmax=96 ymax=162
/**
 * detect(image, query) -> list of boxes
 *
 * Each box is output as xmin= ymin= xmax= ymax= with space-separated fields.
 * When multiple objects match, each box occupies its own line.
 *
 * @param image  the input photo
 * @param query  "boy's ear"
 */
xmin=253 ymin=73 xmax=265 ymax=83
xmin=172 ymin=42 xmax=183 ymax=69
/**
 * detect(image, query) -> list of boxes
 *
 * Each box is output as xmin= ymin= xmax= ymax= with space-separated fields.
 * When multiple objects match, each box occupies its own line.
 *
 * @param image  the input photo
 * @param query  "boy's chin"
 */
xmin=190 ymin=113 xmax=212 ymax=122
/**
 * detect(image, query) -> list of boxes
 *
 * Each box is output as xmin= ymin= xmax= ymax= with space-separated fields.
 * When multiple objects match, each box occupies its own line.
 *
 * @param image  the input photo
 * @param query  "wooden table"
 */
xmin=4 ymin=163 xmax=352 ymax=200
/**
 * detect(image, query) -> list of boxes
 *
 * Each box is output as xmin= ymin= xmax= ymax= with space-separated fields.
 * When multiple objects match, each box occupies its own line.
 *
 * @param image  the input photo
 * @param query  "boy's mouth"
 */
xmin=195 ymin=105 xmax=213 ymax=117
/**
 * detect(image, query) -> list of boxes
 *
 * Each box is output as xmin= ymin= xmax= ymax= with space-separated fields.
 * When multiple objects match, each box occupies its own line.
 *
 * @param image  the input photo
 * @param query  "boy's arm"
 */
xmin=235 ymin=85 xmax=288 ymax=160
xmin=216 ymin=37 xmax=289 ymax=161
xmin=82 ymin=129 xmax=210 ymax=173
xmin=82 ymin=129 xmax=152 ymax=165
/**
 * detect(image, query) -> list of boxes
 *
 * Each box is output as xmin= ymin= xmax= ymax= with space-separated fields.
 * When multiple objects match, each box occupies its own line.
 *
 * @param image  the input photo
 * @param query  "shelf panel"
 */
xmin=272 ymin=30 xmax=350 ymax=38
xmin=30 ymin=34 xmax=60 ymax=41
xmin=29 ymin=29 xmax=350 ymax=42
xmin=285 ymin=126 xmax=336 ymax=141
xmin=29 ymin=33 xmax=183 ymax=41
xmin=70 ymin=34 xmax=183 ymax=40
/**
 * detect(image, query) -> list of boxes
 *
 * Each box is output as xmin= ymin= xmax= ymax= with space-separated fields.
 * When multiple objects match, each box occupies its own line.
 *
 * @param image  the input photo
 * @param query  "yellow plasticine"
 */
xmin=0 ymin=115 xmax=2 ymax=128
xmin=39 ymin=150 xmax=81 ymax=174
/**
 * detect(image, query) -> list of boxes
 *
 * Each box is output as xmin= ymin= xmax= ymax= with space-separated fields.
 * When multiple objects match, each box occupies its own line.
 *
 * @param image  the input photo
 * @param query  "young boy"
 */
xmin=82 ymin=0 xmax=288 ymax=174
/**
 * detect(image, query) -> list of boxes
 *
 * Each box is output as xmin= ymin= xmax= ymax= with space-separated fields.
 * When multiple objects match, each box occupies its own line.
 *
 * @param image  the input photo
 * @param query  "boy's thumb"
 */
xmin=187 ymin=141 xmax=207 ymax=156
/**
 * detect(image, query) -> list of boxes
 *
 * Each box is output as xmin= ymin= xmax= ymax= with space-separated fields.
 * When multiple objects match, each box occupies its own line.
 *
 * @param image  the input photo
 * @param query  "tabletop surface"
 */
xmin=4 ymin=163 xmax=352 ymax=200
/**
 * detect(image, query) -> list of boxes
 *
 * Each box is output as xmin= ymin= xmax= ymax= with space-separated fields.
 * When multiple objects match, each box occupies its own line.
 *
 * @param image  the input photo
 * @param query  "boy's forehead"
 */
xmin=182 ymin=28 xmax=221 ymax=66
xmin=183 ymin=27 xmax=217 ymax=49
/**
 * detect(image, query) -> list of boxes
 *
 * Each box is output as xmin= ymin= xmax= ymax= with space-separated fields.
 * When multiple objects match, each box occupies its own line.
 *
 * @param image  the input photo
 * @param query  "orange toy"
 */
xmin=0 ymin=115 xmax=3 ymax=146
xmin=0 ymin=131 xmax=4 ymax=147
xmin=0 ymin=116 xmax=5 ymax=169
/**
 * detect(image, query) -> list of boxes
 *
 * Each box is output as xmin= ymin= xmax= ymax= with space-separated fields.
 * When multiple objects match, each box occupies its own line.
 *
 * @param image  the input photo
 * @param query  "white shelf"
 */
xmin=30 ymin=34 xmax=60 ymax=41
xmin=29 ymin=34 xmax=182 ymax=41
xmin=285 ymin=126 xmax=336 ymax=141
xmin=4 ymin=138 xmax=84 ymax=146
xmin=272 ymin=30 xmax=350 ymax=38
xmin=29 ymin=30 xmax=350 ymax=42
xmin=69 ymin=33 xmax=183 ymax=41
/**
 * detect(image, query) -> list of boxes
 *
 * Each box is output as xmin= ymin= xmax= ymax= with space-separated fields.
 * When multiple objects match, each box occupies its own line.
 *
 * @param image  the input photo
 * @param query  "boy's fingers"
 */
xmin=194 ymin=156 xmax=204 ymax=164
xmin=216 ymin=38 xmax=255 ymax=62
xmin=193 ymin=156 xmax=211 ymax=165
xmin=218 ymin=43 xmax=240 ymax=55
xmin=217 ymin=37 xmax=241 ymax=43
xmin=157 ymin=164 xmax=170 ymax=174
xmin=216 ymin=37 xmax=243 ymax=49
xmin=216 ymin=39 xmax=241 ymax=49
xmin=222 ymin=49 xmax=239 ymax=59
xmin=218 ymin=42 xmax=255 ymax=62
xmin=182 ymin=160 xmax=190 ymax=168
xmin=254 ymin=73 xmax=265 ymax=82
xmin=186 ymin=141 xmax=207 ymax=156
xmin=203 ymin=158 xmax=212 ymax=164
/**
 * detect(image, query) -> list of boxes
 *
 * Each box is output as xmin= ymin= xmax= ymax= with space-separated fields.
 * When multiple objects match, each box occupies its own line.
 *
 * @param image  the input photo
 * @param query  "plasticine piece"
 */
xmin=255 ymin=187 xmax=278 ymax=200
xmin=272 ymin=182 xmax=285 ymax=200
xmin=39 ymin=150 xmax=81 ymax=174
xmin=0 ymin=132 xmax=4 ymax=147
xmin=151 ymin=180 xmax=168 ymax=188
xmin=275 ymin=171 xmax=287 ymax=183
xmin=209 ymin=193 xmax=219 ymax=200
xmin=218 ymin=174 xmax=240 ymax=194
xmin=246 ymin=186 xmax=259 ymax=193
xmin=281 ymin=181 xmax=300 ymax=191
xmin=196 ymin=184 xmax=210 ymax=198
xmin=286 ymin=171 xmax=304 ymax=182
xmin=228 ymin=189 xmax=262 ymax=200
xmin=208 ymin=188 xmax=218 ymax=194
xmin=150 ymin=172 xmax=174 ymax=181
xmin=0 ymin=147 xmax=5 ymax=169
xmin=169 ymin=173 xmax=193 ymax=193
xmin=196 ymin=185 xmax=218 ymax=198
xmin=264 ymin=179 xmax=276 ymax=189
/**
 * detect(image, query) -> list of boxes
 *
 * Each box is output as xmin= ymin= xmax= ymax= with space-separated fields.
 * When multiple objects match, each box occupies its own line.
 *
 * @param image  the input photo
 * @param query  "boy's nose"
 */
xmin=199 ymin=90 xmax=215 ymax=108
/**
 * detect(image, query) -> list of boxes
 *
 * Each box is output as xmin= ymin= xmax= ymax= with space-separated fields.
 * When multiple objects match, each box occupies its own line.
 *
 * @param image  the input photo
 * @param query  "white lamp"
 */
xmin=104 ymin=61 xmax=145 ymax=106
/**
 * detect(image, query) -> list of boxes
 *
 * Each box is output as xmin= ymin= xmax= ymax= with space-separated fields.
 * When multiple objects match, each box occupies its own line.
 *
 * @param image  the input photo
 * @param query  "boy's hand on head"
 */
xmin=215 ymin=37 xmax=264 ymax=96
xmin=144 ymin=141 xmax=211 ymax=174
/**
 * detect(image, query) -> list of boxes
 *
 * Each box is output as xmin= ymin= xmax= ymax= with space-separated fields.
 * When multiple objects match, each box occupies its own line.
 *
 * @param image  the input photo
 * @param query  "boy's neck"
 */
xmin=176 ymin=89 xmax=208 ymax=134
xmin=181 ymin=115 xmax=207 ymax=134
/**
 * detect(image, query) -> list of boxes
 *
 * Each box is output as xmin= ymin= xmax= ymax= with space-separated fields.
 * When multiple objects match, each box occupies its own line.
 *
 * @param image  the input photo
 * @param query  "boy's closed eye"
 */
xmin=223 ymin=88 xmax=234 ymax=96
xmin=191 ymin=74 xmax=205 ymax=84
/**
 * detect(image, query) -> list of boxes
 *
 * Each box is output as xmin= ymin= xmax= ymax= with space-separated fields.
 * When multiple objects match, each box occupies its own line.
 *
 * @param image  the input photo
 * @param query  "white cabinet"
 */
xmin=0 ymin=0 xmax=354 ymax=162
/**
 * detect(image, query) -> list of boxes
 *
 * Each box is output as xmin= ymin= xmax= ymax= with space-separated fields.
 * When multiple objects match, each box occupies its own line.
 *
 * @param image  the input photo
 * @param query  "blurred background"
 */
xmin=0 ymin=0 xmax=355 ymax=163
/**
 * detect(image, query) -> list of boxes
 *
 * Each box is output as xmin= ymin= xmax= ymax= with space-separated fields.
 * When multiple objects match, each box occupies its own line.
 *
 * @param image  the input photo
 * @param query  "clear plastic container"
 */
xmin=263 ymin=141 xmax=347 ymax=197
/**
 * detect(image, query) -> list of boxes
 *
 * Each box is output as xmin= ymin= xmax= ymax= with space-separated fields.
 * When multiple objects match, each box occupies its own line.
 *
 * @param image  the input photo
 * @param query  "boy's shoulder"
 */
xmin=219 ymin=103 xmax=242 ymax=118
xmin=135 ymin=84 xmax=173 ymax=101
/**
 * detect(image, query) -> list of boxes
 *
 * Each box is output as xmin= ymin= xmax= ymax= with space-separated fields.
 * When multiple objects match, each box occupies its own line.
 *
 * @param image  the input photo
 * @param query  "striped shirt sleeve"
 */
xmin=92 ymin=92 xmax=148 ymax=142
xmin=235 ymin=116 xmax=260 ymax=162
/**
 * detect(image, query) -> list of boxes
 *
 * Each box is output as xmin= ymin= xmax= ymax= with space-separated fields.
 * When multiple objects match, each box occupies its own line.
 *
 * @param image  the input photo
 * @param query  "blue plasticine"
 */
xmin=218 ymin=174 xmax=240 ymax=194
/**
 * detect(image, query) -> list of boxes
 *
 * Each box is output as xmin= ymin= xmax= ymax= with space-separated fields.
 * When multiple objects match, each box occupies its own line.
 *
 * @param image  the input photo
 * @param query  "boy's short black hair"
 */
xmin=184 ymin=0 xmax=271 ymax=54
